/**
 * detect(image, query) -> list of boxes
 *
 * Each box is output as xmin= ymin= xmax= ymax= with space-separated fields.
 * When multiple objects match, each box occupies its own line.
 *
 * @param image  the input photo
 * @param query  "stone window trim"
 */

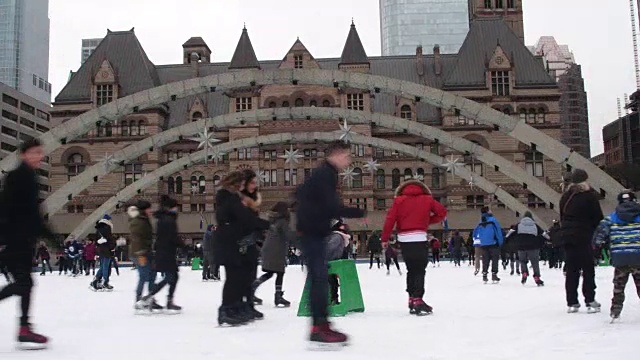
xmin=375 ymin=169 xmax=386 ymax=190
xmin=399 ymin=103 xmax=414 ymax=120
xmin=235 ymin=97 xmax=253 ymax=112
xmin=489 ymin=70 xmax=510 ymax=97
xmin=59 ymin=146 xmax=91 ymax=167
xmin=345 ymin=93 xmax=365 ymax=111
xmin=293 ymin=54 xmax=304 ymax=69
xmin=94 ymin=83 xmax=117 ymax=107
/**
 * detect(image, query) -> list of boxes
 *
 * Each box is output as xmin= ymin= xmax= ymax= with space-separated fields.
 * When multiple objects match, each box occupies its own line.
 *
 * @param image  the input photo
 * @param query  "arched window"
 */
xmin=416 ymin=168 xmax=425 ymax=181
xmin=192 ymin=112 xmax=202 ymax=122
xmin=496 ymin=0 xmax=504 ymax=8
xmin=519 ymin=109 xmax=527 ymax=123
xmin=295 ymin=98 xmax=304 ymax=107
xmin=213 ymin=175 xmax=221 ymax=188
xmin=104 ymin=122 xmax=112 ymax=137
xmin=527 ymin=108 xmax=536 ymax=124
xmin=400 ymin=105 xmax=412 ymax=120
xmin=322 ymin=100 xmax=331 ymax=107
xmin=129 ymin=120 xmax=139 ymax=136
xmin=167 ymin=176 xmax=175 ymax=194
xmin=485 ymin=0 xmax=492 ymax=8
xmin=138 ymin=120 xmax=145 ymax=136
xmin=431 ymin=168 xmax=441 ymax=189
xmin=199 ymin=175 xmax=206 ymax=193
xmin=352 ymin=168 xmax=363 ymax=188
xmin=66 ymin=153 xmax=85 ymax=179
xmin=376 ymin=169 xmax=385 ymax=189
xmin=403 ymin=168 xmax=413 ymax=180
xmin=268 ymin=102 xmax=276 ymax=108
xmin=282 ymin=101 xmax=290 ymax=107
xmin=392 ymin=169 xmax=401 ymax=189
xmin=121 ymin=121 xmax=128 ymax=136
xmin=310 ymin=100 xmax=317 ymax=107
xmin=536 ymin=108 xmax=546 ymax=124
xmin=507 ymin=0 xmax=515 ymax=8
xmin=175 ymin=176 xmax=183 ymax=194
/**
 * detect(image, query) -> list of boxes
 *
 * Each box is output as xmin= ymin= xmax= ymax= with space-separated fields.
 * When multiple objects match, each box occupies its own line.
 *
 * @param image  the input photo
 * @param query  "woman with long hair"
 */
xmin=214 ymin=171 xmax=270 ymax=326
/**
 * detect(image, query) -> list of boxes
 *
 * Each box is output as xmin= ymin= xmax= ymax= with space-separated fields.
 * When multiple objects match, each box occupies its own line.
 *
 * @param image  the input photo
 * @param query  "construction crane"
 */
xmin=631 ymin=0 xmax=640 ymax=88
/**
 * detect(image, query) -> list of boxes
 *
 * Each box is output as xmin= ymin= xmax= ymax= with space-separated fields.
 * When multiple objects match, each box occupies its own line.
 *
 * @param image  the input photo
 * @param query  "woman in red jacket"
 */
xmin=381 ymin=179 xmax=447 ymax=316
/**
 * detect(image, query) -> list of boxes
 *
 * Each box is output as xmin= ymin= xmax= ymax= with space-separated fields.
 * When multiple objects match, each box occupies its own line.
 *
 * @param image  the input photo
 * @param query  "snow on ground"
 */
xmin=0 ymin=262 xmax=638 ymax=359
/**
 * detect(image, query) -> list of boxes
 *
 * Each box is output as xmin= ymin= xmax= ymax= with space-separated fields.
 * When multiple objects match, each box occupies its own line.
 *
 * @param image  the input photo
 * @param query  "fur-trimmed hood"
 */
xmin=394 ymin=179 xmax=432 ymax=197
xmin=242 ymin=191 xmax=262 ymax=211
xmin=97 ymin=218 xmax=113 ymax=230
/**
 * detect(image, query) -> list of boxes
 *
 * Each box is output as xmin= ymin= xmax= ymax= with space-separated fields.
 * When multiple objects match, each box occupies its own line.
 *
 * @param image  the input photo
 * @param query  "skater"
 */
xmin=83 ymin=239 xmax=97 ymax=276
xmin=128 ymin=200 xmax=161 ymax=311
xmin=91 ymin=214 xmax=115 ymax=291
xmin=296 ymin=140 xmax=366 ymax=347
xmin=381 ymin=178 xmax=447 ymax=316
xmin=36 ymin=241 xmax=52 ymax=275
xmin=593 ymin=190 xmax=640 ymax=320
xmin=559 ymin=169 xmax=603 ymax=313
xmin=384 ymin=241 xmax=402 ymax=275
xmin=473 ymin=207 xmax=504 ymax=284
xmin=429 ymin=235 xmax=441 ymax=267
xmin=253 ymin=202 xmax=295 ymax=308
xmin=202 ymin=224 xmax=214 ymax=281
xmin=65 ymin=238 xmax=81 ymax=276
xmin=367 ymin=231 xmax=382 ymax=269
xmin=450 ymin=231 xmax=464 ymax=267
xmin=505 ymin=212 xmax=548 ymax=286
xmin=214 ymin=172 xmax=270 ymax=326
xmin=0 ymin=139 xmax=52 ymax=348
xmin=136 ymin=196 xmax=184 ymax=314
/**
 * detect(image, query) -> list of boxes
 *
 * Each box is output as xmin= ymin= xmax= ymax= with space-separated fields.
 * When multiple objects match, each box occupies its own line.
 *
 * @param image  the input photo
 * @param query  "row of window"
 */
xmin=2 ymin=94 xmax=48 ymax=121
xmin=95 ymin=121 xmax=146 ymax=137
xmin=2 ymin=109 xmax=49 ymax=131
xmin=32 ymin=74 xmax=52 ymax=94
xmin=484 ymin=0 xmax=516 ymax=9
xmin=468 ymin=194 xmax=546 ymax=210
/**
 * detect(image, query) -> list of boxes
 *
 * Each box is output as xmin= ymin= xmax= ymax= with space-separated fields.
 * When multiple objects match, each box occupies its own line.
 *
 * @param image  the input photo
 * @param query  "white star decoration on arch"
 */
xmin=279 ymin=145 xmax=304 ymax=176
xmin=340 ymin=167 xmax=356 ymax=187
xmin=209 ymin=149 xmax=226 ymax=164
xmin=363 ymin=159 xmax=380 ymax=174
xmin=188 ymin=126 xmax=220 ymax=164
xmin=413 ymin=174 xmax=424 ymax=181
xmin=440 ymin=155 xmax=464 ymax=180
xmin=98 ymin=153 xmax=120 ymax=173
xmin=190 ymin=184 xmax=199 ymax=194
xmin=338 ymin=119 xmax=355 ymax=143
xmin=257 ymin=169 xmax=268 ymax=185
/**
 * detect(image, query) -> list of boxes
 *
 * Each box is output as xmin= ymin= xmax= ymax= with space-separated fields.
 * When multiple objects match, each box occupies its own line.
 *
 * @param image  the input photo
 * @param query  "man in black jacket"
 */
xmin=295 ymin=140 xmax=365 ymax=347
xmin=0 ymin=139 xmax=52 ymax=349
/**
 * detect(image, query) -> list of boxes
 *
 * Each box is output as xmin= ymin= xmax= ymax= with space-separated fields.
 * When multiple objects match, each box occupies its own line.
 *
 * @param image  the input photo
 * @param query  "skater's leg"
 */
xmin=518 ymin=251 xmax=529 ymax=275
xmin=529 ymin=250 xmax=541 ymax=278
xmin=400 ymin=242 xmax=428 ymax=298
xmin=475 ymin=247 xmax=482 ymax=273
xmin=0 ymin=259 xmax=33 ymax=326
xmin=369 ymin=252 xmax=374 ymax=269
xmin=581 ymin=247 xmax=597 ymax=304
xmin=134 ymin=256 xmax=151 ymax=299
xmin=631 ymin=267 xmax=640 ymax=299
xmin=254 ymin=271 xmax=275 ymax=289
xmin=481 ymin=247 xmax=491 ymax=274
xmin=274 ymin=272 xmax=284 ymax=291
xmin=385 ymin=257 xmax=391 ymax=271
xmin=490 ymin=247 xmax=500 ymax=275
xmin=301 ymin=236 xmax=329 ymax=325
xmin=394 ymin=257 xmax=401 ymax=271
xmin=166 ymin=271 xmax=178 ymax=299
xmin=221 ymin=265 xmax=243 ymax=306
xmin=376 ymin=255 xmax=381 ymax=268
xmin=611 ymin=267 xmax=629 ymax=316
xmin=564 ymin=247 xmax=581 ymax=306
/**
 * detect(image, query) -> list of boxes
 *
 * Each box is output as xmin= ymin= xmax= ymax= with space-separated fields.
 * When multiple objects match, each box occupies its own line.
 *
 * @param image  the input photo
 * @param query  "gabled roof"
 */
xmin=444 ymin=18 xmax=556 ymax=88
xmin=182 ymin=37 xmax=211 ymax=52
xmin=340 ymin=22 xmax=369 ymax=65
xmin=228 ymin=26 xmax=260 ymax=70
xmin=55 ymin=29 xmax=160 ymax=103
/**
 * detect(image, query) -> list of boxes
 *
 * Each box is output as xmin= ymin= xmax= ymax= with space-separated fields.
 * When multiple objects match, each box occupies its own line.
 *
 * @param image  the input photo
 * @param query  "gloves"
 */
xmin=97 ymin=237 xmax=107 ymax=245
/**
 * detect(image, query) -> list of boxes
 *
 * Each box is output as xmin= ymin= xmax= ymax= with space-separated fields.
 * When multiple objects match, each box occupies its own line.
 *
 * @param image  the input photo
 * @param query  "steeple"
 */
xmin=339 ymin=21 xmax=369 ymax=67
xmin=228 ymin=26 xmax=260 ymax=70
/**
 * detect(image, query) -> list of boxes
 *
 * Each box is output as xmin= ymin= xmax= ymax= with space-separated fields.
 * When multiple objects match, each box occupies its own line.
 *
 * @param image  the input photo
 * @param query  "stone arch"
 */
xmin=59 ymin=146 xmax=91 ymax=166
xmin=67 ymin=131 xmax=547 ymax=240
xmin=43 ymin=107 xmax=565 ymax=217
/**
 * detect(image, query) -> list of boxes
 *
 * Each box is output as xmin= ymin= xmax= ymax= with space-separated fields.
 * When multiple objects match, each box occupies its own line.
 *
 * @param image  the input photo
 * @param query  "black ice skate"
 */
xmin=586 ymin=301 xmax=601 ymax=314
xmin=521 ymin=272 xmax=528 ymax=285
xmin=482 ymin=272 xmax=488 ymax=284
xmin=412 ymin=299 xmax=433 ymax=316
xmin=253 ymin=295 xmax=263 ymax=306
xmin=17 ymin=325 xmax=48 ymax=350
xmin=102 ymin=282 xmax=114 ymax=292
xmin=567 ymin=304 xmax=580 ymax=313
xmin=491 ymin=273 xmax=501 ymax=284
xmin=275 ymin=291 xmax=291 ymax=307
xmin=217 ymin=306 xmax=245 ymax=327
xmin=89 ymin=279 xmax=103 ymax=292
xmin=165 ymin=300 xmax=182 ymax=315
xmin=533 ymin=276 xmax=544 ymax=286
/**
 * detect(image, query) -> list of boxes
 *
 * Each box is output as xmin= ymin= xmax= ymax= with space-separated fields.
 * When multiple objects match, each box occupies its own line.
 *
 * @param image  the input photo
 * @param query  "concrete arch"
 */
xmin=68 ymin=131 xmax=548 ymax=241
xmin=43 ymin=108 xmax=562 ymax=217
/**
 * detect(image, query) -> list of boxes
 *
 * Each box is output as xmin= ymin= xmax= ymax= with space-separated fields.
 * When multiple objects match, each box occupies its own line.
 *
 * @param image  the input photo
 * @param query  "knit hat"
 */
xmin=160 ymin=195 xmax=178 ymax=209
xmin=617 ymin=191 xmax=637 ymax=204
xmin=562 ymin=172 xmax=573 ymax=184
xmin=570 ymin=169 xmax=588 ymax=184
xmin=102 ymin=214 xmax=112 ymax=221
xmin=523 ymin=211 xmax=533 ymax=219
xmin=135 ymin=200 xmax=151 ymax=211
xmin=480 ymin=206 xmax=490 ymax=214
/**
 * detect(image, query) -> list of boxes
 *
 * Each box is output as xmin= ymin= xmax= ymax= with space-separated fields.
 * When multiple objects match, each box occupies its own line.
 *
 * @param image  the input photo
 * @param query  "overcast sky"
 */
xmin=49 ymin=0 xmax=636 ymax=155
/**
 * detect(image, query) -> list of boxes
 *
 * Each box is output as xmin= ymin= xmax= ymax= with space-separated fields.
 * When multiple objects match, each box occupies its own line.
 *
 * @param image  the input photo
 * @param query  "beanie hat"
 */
xmin=102 ymin=214 xmax=112 ymax=221
xmin=480 ymin=206 xmax=490 ymax=214
xmin=523 ymin=211 xmax=533 ymax=219
xmin=160 ymin=195 xmax=178 ymax=209
xmin=562 ymin=172 xmax=573 ymax=184
xmin=570 ymin=169 xmax=588 ymax=184
xmin=617 ymin=191 xmax=637 ymax=204
xmin=135 ymin=200 xmax=151 ymax=211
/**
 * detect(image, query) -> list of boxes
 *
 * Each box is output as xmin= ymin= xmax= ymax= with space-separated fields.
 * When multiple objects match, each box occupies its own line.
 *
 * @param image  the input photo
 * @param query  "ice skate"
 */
xmin=510 ymin=269 xmax=514 ymax=276
xmin=150 ymin=298 xmax=164 ymax=313
xmin=408 ymin=298 xmax=416 ymax=314
xmin=16 ymin=325 xmax=48 ymax=350
xmin=474 ymin=269 xmax=480 ymax=276
xmin=586 ymin=301 xmax=601 ymax=314
xmin=89 ymin=279 xmax=103 ymax=292
xmin=165 ymin=300 xmax=182 ymax=315
xmin=491 ymin=273 xmax=501 ymax=284
xmin=307 ymin=323 xmax=349 ymax=351
xmin=610 ymin=309 xmax=621 ymax=323
xmin=567 ymin=304 xmax=580 ymax=313
xmin=521 ymin=272 xmax=528 ymax=285
xmin=386 ymin=269 xmax=390 ymax=275
xmin=533 ymin=276 xmax=544 ymax=286
xmin=134 ymin=298 xmax=151 ymax=315
xmin=412 ymin=298 xmax=433 ymax=316
xmin=482 ymin=272 xmax=488 ymax=284
xmin=397 ymin=268 xmax=402 ymax=275
xmin=101 ymin=282 xmax=114 ymax=292
xmin=217 ymin=306 xmax=244 ymax=327
xmin=274 ymin=291 xmax=291 ymax=308
xmin=252 ymin=295 xmax=263 ymax=306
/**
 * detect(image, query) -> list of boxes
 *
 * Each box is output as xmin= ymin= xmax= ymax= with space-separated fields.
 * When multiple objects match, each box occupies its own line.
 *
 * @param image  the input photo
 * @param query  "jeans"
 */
xmin=518 ymin=250 xmax=541 ymax=277
xmin=399 ymin=242 xmax=429 ymax=298
xmin=134 ymin=255 xmax=156 ymax=300
xmin=0 ymin=256 xmax=33 ymax=326
xmin=95 ymin=256 xmax=111 ymax=284
xmin=564 ymin=244 xmax=596 ymax=306
xmin=300 ymin=235 xmax=329 ymax=326
xmin=481 ymin=246 xmax=500 ymax=275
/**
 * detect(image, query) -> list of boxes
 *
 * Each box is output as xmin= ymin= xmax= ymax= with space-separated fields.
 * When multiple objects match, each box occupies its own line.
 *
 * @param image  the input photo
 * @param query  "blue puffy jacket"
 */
xmin=593 ymin=201 xmax=640 ymax=267
xmin=472 ymin=215 xmax=504 ymax=247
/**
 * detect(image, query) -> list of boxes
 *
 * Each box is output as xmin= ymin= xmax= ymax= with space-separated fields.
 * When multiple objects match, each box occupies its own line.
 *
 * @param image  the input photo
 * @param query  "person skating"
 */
xmin=36 ymin=241 xmax=52 ymax=275
xmin=295 ymin=140 xmax=366 ymax=347
xmin=381 ymin=178 xmax=447 ymax=316
xmin=593 ymin=190 xmax=640 ymax=321
xmin=429 ymin=235 xmax=441 ymax=267
xmin=91 ymin=214 xmax=115 ymax=291
xmin=451 ymin=231 xmax=464 ymax=267
xmin=136 ymin=196 xmax=184 ymax=314
xmin=252 ymin=202 xmax=296 ymax=307
xmin=0 ymin=139 xmax=53 ymax=349
xmin=384 ymin=241 xmax=402 ymax=275
xmin=202 ymin=224 xmax=214 ymax=281
xmin=559 ymin=169 xmax=603 ymax=313
xmin=472 ymin=207 xmax=504 ymax=284
xmin=367 ymin=231 xmax=382 ymax=269
xmin=83 ymin=240 xmax=97 ymax=276
xmin=65 ymin=238 xmax=81 ymax=276
xmin=505 ymin=212 xmax=548 ymax=286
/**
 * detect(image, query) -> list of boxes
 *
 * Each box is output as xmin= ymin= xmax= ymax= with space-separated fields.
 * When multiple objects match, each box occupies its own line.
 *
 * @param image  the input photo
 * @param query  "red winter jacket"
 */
xmin=381 ymin=180 xmax=447 ymax=243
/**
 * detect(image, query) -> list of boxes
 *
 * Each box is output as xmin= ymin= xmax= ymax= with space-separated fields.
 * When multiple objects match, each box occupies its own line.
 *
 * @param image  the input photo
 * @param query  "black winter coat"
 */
xmin=0 ymin=162 xmax=54 ymax=260
xmin=213 ymin=188 xmax=270 ymax=267
xmin=295 ymin=161 xmax=365 ymax=238
xmin=367 ymin=233 xmax=382 ymax=253
xmin=559 ymin=184 xmax=604 ymax=247
xmin=154 ymin=210 xmax=183 ymax=272
xmin=95 ymin=222 xmax=114 ymax=257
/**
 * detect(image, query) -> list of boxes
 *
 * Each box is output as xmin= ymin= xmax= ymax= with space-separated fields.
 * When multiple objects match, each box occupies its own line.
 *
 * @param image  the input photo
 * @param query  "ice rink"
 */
xmin=0 ymin=262 xmax=637 ymax=359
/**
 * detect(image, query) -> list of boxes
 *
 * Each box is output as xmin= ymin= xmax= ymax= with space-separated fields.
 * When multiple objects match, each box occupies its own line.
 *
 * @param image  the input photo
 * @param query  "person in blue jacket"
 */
xmin=473 ymin=207 xmax=504 ymax=283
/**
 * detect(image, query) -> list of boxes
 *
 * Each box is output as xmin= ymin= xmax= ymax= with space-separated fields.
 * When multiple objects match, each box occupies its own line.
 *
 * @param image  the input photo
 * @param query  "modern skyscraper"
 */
xmin=81 ymin=38 xmax=103 ymax=65
xmin=380 ymin=0 xmax=469 ymax=56
xmin=0 ymin=0 xmax=51 ymax=104
xmin=530 ymin=36 xmax=591 ymax=158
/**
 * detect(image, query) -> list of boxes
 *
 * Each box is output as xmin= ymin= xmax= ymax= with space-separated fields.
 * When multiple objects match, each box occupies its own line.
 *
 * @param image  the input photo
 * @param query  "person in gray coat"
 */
xmin=252 ymin=202 xmax=296 ymax=307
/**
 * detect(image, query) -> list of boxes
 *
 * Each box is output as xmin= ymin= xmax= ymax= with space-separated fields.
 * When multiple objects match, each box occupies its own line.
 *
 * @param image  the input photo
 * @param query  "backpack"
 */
xmin=473 ymin=221 xmax=500 ymax=247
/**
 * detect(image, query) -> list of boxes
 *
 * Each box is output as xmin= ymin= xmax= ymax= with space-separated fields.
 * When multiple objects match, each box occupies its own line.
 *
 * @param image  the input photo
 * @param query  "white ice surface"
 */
xmin=0 ymin=262 xmax=638 ymax=359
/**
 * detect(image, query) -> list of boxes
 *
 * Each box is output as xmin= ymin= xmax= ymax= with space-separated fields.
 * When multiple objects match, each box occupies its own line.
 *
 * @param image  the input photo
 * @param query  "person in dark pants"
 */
xmin=0 ymin=139 xmax=52 ymax=348
xmin=367 ymin=231 xmax=382 ymax=269
xmin=559 ymin=169 xmax=603 ymax=313
xmin=128 ymin=200 xmax=161 ymax=312
xmin=450 ymin=231 xmax=464 ymax=267
xmin=91 ymin=215 xmax=115 ymax=291
xmin=137 ymin=196 xmax=184 ymax=313
xmin=202 ymin=225 xmax=214 ymax=281
xmin=36 ymin=241 xmax=52 ymax=275
xmin=214 ymin=172 xmax=270 ymax=326
xmin=240 ymin=169 xmax=264 ymax=311
xmin=296 ymin=141 xmax=366 ymax=347
xmin=472 ymin=207 xmax=504 ymax=283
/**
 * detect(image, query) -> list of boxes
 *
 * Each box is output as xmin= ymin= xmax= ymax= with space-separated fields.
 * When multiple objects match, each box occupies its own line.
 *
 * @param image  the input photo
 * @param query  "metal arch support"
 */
xmin=68 ymin=131 xmax=548 ymax=241
xmin=43 ymin=107 xmax=562 ymax=217
xmin=2 ymin=69 xmax=621 ymax=203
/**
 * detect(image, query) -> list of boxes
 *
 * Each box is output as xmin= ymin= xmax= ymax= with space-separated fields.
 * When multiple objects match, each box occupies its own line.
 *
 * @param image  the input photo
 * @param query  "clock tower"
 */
xmin=469 ymin=0 xmax=524 ymax=42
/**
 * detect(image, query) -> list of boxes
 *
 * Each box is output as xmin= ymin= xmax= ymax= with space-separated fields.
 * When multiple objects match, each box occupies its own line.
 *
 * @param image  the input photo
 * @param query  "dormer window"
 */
xmin=400 ymin=105 xmax=412 ymax=120
xmin=294 ymin=55 xmax=303 ymax=69
xmin=192 ymin=111 xmax=203 ymax=122
xmin=236 ymin=97 xmax=252 ymax=112
xmin=490 ymin=71 xmax=510 ymax=96
xmin=96 ymin=84 xmax=114 ymax=106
